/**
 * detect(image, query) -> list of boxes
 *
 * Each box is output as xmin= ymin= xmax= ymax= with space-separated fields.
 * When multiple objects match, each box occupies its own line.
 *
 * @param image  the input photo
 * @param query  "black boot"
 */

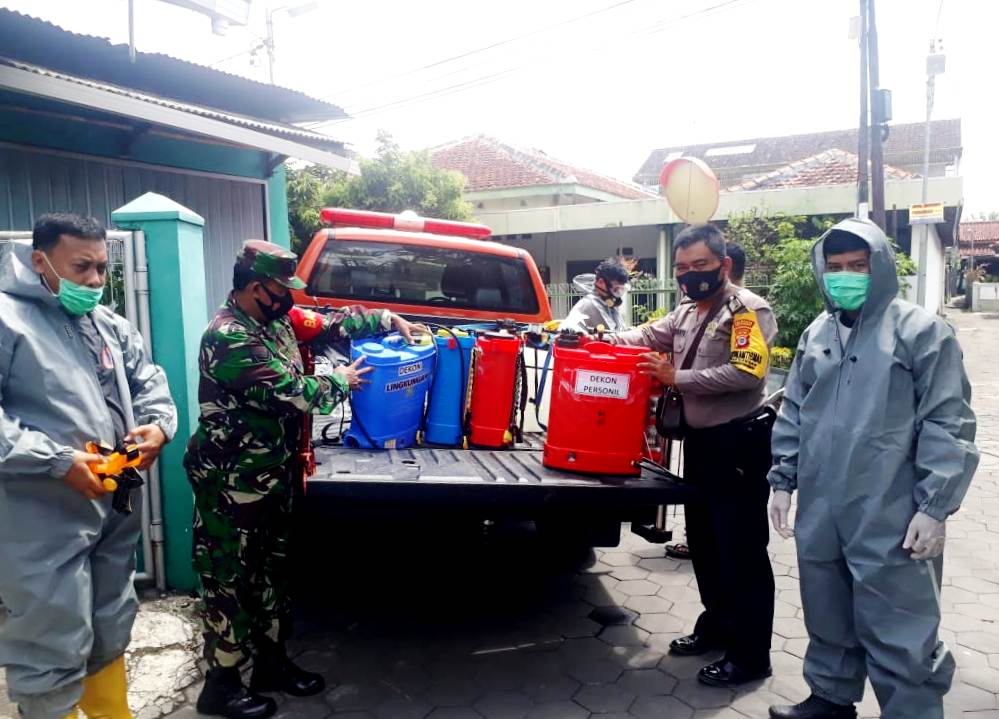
xmin=250 ymin=642 xmax=325 ymax=697
xmin=197 ymin=667 xmax=277 ymax=719
xmin=769 ymin=694 xmax=858 ymax=719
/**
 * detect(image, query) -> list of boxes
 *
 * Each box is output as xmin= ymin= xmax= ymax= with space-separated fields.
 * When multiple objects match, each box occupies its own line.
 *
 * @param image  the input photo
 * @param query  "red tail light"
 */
xmin=320 ymin=208 xmax=492 ymax=240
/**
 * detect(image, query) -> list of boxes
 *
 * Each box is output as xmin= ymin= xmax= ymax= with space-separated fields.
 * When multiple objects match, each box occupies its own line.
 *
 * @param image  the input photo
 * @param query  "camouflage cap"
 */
xmin=236 ymin=239 xmax=306 ymax=290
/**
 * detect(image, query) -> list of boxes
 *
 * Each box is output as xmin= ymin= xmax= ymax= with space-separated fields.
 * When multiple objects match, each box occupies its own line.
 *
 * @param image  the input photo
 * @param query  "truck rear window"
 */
xmin=306 ymin=240 xmax=541 ymax=314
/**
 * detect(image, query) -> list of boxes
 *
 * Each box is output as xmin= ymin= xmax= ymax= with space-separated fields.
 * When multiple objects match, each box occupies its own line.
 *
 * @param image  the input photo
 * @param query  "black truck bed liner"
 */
xmin=306 ymin=442 xmax=694 ymax=511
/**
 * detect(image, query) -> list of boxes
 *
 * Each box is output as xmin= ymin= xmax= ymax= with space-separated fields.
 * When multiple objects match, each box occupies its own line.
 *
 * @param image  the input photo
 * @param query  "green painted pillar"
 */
xmin=113 ymin=192 xmax=206 ymax=591
xmin=267 ymin=164 xmax=291 ymax=250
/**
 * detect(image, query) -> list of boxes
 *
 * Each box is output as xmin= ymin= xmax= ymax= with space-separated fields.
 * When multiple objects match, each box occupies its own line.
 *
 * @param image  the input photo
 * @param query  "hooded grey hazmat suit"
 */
xmin=768 ymin=218 xmax=978 ymax=718
xmin=0 ymin=241 xmax=177 ymax=718
xmin=560 ymin=273 xmax=629 ymax=333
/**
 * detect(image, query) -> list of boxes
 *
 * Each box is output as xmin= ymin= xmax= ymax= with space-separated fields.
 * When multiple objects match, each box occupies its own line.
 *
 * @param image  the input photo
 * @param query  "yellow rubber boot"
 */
xmin=79 ymin=656 xmax=133 ymax=719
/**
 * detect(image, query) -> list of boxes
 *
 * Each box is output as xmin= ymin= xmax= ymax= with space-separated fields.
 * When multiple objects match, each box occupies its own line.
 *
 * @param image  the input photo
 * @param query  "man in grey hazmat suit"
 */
xmin=0 ymin=214 xmax=177 ymax=719
xmin=560 ymin=258 xmax=631 ymax=333
xmin=767 ymin=218 xmax=978 ymax=719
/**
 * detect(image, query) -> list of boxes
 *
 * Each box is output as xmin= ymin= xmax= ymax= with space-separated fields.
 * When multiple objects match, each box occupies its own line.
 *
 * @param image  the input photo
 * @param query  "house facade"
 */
xmin=0 ymin=8 xmax=353 ymax=310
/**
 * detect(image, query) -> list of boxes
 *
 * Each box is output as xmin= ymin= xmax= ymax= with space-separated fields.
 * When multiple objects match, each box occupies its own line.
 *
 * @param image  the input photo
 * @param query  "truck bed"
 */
xmin=306 ymin=439 xmax=694 ymax=512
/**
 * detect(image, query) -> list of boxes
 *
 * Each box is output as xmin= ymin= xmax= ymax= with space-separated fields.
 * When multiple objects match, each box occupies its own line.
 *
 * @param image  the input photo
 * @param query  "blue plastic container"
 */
xmin=344 ymin=334 xmax=436 ymax=449
xmin=424 ymin=330 xmax=475 ymax=446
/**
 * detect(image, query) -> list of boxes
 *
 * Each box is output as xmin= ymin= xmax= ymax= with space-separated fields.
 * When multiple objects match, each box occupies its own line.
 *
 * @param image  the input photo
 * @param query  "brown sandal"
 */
xmin=665 ymin=543 xmax=691 ymax=560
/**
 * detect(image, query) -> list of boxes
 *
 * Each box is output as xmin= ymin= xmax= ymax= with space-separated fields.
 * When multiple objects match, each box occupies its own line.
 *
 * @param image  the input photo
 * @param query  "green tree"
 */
xmin=285 ymin=132 xmax=472 ymax=254
xmin=767 ymin=238 xmax=825 ymax=348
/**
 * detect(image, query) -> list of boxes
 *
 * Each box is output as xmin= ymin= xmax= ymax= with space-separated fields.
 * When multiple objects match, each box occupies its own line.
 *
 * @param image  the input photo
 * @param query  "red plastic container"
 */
xmin=543 ymin=339 xmax=654 ymax=476
xmin=468 ymin=331 xmax=522 ymax=448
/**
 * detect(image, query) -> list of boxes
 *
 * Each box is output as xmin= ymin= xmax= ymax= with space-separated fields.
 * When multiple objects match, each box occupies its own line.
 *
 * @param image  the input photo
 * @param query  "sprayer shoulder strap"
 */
xmin=679 ymin=294 xmax=730 ymax=371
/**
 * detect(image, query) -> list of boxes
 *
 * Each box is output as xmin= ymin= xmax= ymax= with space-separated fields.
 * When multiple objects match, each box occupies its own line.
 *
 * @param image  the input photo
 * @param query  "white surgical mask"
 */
xmin=611 ymin=283 xmax=630 ymax=299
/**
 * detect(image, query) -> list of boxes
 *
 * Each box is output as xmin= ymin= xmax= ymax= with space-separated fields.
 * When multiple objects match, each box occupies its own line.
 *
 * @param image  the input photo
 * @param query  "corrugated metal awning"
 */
xmin=0 ymin=57 xmax=358 ymax=174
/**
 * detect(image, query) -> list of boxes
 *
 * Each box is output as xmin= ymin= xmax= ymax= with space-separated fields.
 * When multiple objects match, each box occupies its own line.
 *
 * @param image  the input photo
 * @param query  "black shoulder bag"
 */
xmin=655 ymin=295 xmax=730 ymax=440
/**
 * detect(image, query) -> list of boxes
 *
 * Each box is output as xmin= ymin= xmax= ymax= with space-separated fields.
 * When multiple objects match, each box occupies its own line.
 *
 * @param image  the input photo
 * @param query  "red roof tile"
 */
xmin=430 ymin=136 xmax=654 ymax=200
xmin=959 ymin=221 xmax=999 ymax=256
xmin=635 ymin=119 xmax=961 ymax=188
xmin=726 ymin=149 xmax=916 ymax=192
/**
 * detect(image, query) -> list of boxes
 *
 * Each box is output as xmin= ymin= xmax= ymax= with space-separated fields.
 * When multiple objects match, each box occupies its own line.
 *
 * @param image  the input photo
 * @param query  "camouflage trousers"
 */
xmin=188 ymin=463 xmax=294 ymax=669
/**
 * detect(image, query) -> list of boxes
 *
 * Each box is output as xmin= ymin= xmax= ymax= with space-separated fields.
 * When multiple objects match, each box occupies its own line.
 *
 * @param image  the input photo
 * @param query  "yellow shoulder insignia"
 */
xmin=729 ymin=308 xmax=769 ymax=379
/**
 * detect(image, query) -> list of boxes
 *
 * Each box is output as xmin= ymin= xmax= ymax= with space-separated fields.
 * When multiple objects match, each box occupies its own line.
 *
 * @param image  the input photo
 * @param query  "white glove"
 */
xmin=769 ymin=490 xmax=794 ymax=539
xmin=902 ymin=511 xmax=946 ymax=560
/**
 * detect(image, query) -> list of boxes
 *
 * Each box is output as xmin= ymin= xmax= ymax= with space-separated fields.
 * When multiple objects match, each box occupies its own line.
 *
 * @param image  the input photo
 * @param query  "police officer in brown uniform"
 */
xmin=610 ymin=223 xmax=777 ymax=687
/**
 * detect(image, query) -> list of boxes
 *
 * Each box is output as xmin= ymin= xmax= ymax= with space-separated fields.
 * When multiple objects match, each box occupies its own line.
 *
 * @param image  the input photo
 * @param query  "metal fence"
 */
xmin=546 ymin=277 xmax=679 ymax=327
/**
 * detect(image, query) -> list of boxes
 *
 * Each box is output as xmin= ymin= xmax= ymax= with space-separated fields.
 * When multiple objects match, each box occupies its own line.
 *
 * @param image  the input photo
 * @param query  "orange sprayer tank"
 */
xmin=543 ymin=337 xmax=654 ymax=476
xmin=468 ymin=331 xmax=521 ymax=448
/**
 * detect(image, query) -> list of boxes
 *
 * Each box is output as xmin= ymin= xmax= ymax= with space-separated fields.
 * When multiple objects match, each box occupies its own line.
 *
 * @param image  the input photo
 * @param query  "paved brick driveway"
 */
xmin=165 ymin=311 xmax=998 ymax=719
xmin=2 ymin=311 xmax=997 ymax=719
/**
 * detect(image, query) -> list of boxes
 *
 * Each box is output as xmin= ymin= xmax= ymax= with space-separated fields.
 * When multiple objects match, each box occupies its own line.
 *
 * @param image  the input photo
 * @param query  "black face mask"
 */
xmin=256 ymin=283 xmax=294 ymax=321
xmin=678 ymin=266 xmax=725 ymax=301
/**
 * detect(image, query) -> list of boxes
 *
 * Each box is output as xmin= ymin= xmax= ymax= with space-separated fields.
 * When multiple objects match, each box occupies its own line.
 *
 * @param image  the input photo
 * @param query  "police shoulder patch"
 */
xmin=729 ymin=308 xmax=769 ymax=379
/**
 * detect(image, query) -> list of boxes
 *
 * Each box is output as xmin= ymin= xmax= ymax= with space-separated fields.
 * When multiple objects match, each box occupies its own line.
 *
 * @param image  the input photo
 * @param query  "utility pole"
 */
xmin=857 ymin=0 xmax=870 ymax=217
xmin=867 ymin=0 xmax=886 ymax=230
xmin=264 ymin=3 xmax=318 ymax=85
xmin=128 ymin=0 xmax=136 ymax=63
xmin=265 ymin=8 xmax=276 ymax=84
xmin=916 ymin=40 xmax=945 ymax=308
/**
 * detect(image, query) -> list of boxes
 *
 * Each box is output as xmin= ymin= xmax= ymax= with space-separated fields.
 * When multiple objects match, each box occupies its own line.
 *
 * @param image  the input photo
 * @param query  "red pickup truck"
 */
xmin=290 ymin=208 xmax=691 ymax=550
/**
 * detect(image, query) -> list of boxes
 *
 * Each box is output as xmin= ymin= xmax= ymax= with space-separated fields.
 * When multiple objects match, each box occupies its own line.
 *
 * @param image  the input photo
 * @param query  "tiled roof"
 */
xmin=430 ymin=135 xmax=655 ymax=200
xmin=727 ymin=149 xmax=916 ymax=192
xmin=635 ymin=119 xmax=961 ymax=187
xmin=959 ymin=221 xmax=999 ymax=257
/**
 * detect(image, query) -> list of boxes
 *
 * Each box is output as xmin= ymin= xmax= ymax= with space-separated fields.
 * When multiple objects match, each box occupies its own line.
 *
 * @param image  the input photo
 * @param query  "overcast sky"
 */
xmin=5 ymin=0 xmax=996 ymax=213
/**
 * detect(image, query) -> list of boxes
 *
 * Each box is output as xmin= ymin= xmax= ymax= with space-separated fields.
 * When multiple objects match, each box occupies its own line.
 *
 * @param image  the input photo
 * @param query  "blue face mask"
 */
xmin=43 ymin=254 xmax=104 ymax=316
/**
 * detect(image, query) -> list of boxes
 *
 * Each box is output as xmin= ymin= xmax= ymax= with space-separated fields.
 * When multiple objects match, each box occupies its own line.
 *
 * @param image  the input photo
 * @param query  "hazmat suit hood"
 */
xmin=812 ymin=217 xmax=898 ymax=318
xmin=571 ymin=272 xmax=599 ymax=296
xmin=0 ymin=240 xmax=63 ymax=308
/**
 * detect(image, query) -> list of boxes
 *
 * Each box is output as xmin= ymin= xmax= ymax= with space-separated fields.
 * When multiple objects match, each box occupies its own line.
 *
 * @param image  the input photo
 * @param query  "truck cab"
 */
xmin=292 ymin=208 xmax=552 ymax=326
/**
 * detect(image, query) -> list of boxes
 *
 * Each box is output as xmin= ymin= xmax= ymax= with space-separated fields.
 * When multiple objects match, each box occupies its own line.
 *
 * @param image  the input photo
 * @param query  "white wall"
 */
xmin=473 ymin=192 xmax=607 ymax=213
xmin=972 ymin=283 xmax=999 ymax=312
xmin=911 ymin=224 xmax=946 ymax=314
xmin=500 ymin=225 xmax=661 ymax=285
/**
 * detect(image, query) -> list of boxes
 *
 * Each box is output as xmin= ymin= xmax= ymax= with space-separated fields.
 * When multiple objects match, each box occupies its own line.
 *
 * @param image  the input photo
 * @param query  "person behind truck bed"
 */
xmin=0 ymin=213 xmax=176 ymax=719
xmin=560 ymin=258 xmax=631 ymax=333
xmin=185 ymin=240 xmax=422 ymax=719
xmin=664 ymin=240 xmax=746 ymax=562
xmin=609 ymin=223 xmax=777 ymax=689
xmin=767 ymin=220 xmax=978 ymax=719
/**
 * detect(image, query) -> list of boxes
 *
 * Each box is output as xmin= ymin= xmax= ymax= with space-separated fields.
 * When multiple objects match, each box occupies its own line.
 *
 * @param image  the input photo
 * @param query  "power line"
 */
xmin=933 ymin=0 xmax=945 ymax=36
xmin=208 ymin=40 xmax=266 ymax=69
xmin=332 ymin=0 xmax=754 ymax=122
xmin=326 ymin=0 xmax=646 ymax=99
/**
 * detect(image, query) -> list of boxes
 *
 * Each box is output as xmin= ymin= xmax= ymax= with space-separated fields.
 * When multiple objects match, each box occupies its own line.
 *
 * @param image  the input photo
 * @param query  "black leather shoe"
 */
xmin=668 ymin=633 xmax=724 ymax=656
xmin=697 ymin=659 xmax=772 ymax=687
xmin=769 ymin=694 xmax=858 ymax=718
xmin=197 ymin=667 xmax=277 ymax=719
xmin=250 ymin=646 xmax=325 ymax=697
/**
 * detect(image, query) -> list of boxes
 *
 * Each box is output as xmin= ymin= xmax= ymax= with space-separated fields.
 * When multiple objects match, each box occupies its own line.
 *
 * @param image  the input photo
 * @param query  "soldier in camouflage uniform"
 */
xmin=185 ymin=240 xmax=422 ymax=719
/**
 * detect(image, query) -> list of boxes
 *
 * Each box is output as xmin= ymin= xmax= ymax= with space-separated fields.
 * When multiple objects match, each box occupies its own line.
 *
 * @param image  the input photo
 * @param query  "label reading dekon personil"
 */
xmin=573 ymin=370 xmax=630 ymax=399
